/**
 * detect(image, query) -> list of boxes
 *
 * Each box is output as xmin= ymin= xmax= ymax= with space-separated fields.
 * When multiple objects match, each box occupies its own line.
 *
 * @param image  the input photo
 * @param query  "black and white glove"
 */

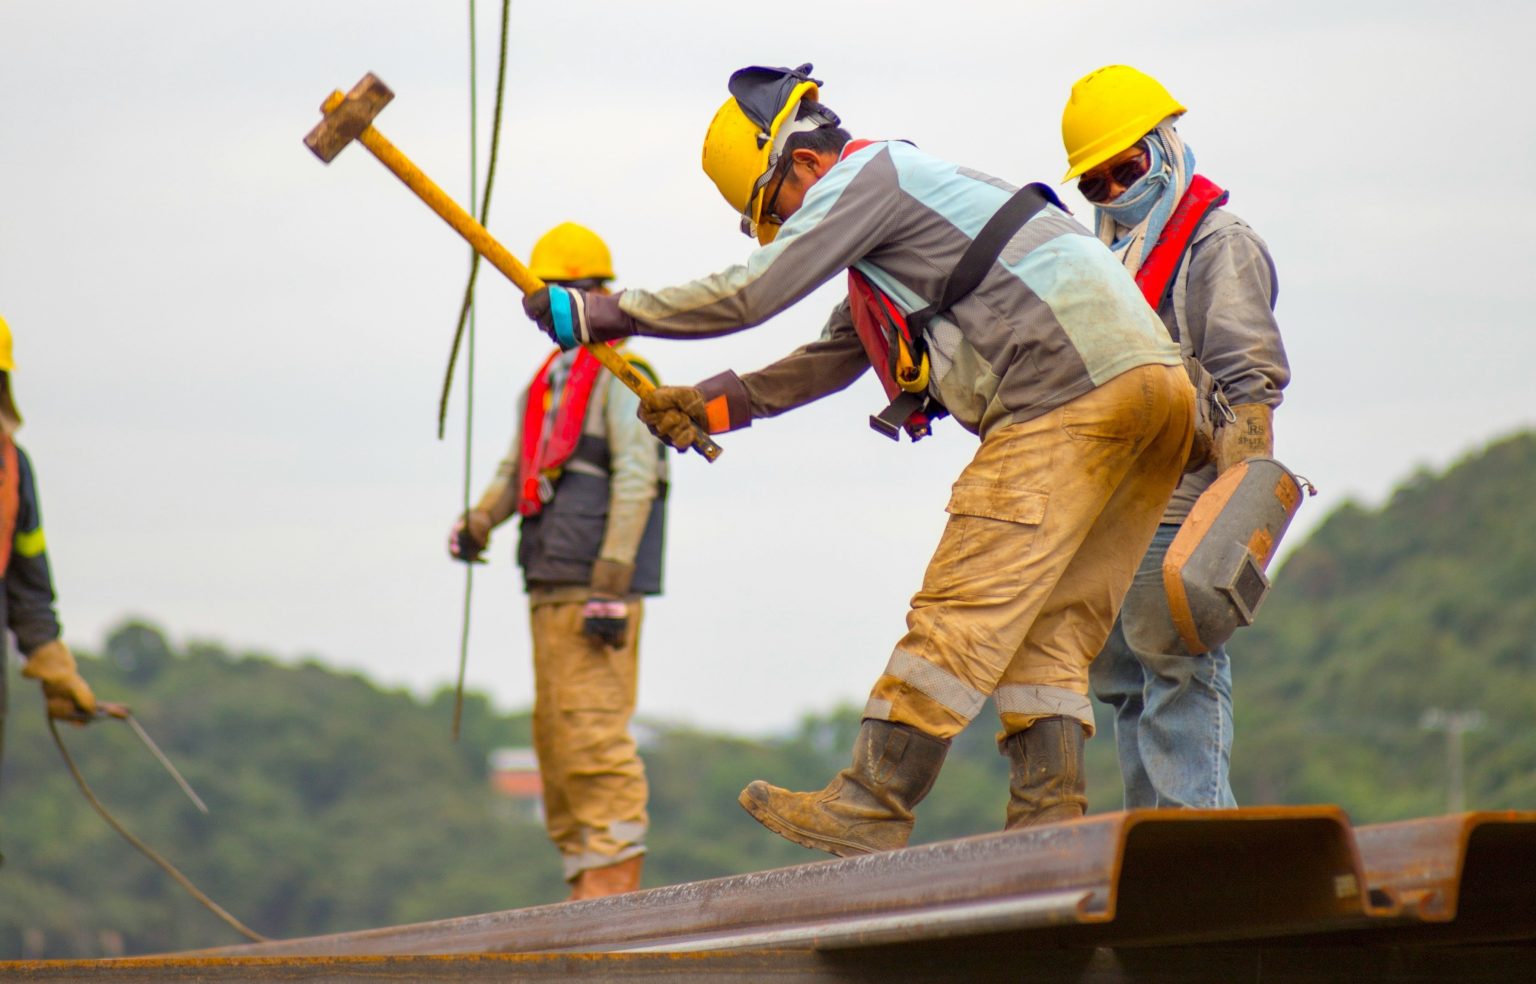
xmin=523 ymin=286 xmax=637 ymax=350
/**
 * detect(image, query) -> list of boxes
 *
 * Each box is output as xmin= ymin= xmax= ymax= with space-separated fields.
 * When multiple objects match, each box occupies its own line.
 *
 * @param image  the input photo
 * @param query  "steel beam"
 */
xmin=1355 ymin=811 xmax=1536 ymax=943
xmin=8 ymin=945 xmax=1536 ymax=983
xmin=191 ymin=807 xmax=1382 ymax=957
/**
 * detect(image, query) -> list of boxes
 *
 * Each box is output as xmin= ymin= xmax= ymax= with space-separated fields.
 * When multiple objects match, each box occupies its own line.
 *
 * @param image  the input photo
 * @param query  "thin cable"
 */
xmin=451 ymin=0 xmax=511 ymax=741
xmin=451 ymin=0 xmax=481 ymax=744
xmin=49 ymin=718 xmax=268 ymax=943
xmin=437 ymin=0 xmax=513 ymax=440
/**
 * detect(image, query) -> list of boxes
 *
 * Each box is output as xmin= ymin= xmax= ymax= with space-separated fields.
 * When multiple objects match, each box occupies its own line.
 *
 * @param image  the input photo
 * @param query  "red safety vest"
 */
xmin=516 ymin=347 xmax=606 ymax=517
xmin=840 ymin=139 xmax=940 ymax=440
xmin=1134 ymin=174 xmax=1229 ymax=311
xmin=0 ymin=435 xmax=19 ymax=575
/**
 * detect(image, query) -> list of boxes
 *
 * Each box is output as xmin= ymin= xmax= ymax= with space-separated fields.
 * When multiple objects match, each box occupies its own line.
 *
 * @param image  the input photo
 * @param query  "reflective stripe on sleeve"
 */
xmin=15 ymin=527 xmax=45 ymax=558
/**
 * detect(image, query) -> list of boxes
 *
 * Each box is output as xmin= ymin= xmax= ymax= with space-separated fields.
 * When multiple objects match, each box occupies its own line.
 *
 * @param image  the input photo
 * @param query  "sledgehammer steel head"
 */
xmin=304 ymin=73 xmax=394 ymax=163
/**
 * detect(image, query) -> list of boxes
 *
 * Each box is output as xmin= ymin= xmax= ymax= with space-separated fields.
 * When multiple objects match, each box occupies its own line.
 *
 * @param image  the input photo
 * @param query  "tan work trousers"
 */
xmin=864 ymin=364 xmax=1195 ymax=741
xmin=528 ymin=595 xmax=648 ymax=881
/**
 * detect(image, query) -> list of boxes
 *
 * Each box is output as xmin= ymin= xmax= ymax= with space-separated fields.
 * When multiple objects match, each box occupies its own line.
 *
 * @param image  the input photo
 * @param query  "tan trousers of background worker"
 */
xmin=529 ymin=595 xmax=648 ymax=886
xmin=863 ymin=363 xmax=1196 ymax=741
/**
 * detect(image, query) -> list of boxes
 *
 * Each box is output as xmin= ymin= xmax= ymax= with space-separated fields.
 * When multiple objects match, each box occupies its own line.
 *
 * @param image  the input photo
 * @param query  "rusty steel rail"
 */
xmin=11 ymin=945 xmax=1536 ymax=983
xmin=188 ymin=807 xmax=1385 ymax=958
xmin=1353 ymin=810 xmax=1536 ymax=944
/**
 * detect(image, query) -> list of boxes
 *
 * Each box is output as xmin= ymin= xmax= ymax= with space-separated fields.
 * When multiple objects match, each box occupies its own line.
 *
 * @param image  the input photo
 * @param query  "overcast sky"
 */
xmin=1 ymin=0 xmax=1530 ymax=736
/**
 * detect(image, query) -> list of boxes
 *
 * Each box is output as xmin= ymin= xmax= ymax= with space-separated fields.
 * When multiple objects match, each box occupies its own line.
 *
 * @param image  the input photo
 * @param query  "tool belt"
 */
xmin=846 ymin=181 xmax=1055 ymax=440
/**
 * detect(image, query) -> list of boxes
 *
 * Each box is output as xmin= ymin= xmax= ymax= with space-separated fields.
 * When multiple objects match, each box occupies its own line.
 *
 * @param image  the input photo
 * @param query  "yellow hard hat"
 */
xmin=528 ymin=222 xmax=614 ymax=283
xmin=0 ymin=315 xmax=20 ymax=428
xmin=1061 ymin=65 xmax=1186 ymax=182
xmin=702 ymin=64 xmax=834 ymax=245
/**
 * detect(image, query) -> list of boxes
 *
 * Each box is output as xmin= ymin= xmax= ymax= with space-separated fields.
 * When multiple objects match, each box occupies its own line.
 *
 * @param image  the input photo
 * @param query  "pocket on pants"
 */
xmin=946 ymin=484 xmax=1048 ymax=525
xmin=1062 ymin=405 xmax=1138 ymax=445
xmin=1061 ymin=373 xmax=1147 ymax=445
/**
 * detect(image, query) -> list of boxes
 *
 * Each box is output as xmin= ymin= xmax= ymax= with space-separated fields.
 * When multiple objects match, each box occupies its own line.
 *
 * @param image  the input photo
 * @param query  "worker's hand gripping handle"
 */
xmin=307 ymin=79 xmax=722 ymax=463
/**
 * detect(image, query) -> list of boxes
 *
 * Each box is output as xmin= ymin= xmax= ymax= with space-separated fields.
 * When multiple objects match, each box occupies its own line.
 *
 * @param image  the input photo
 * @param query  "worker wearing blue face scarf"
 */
xmin=1061 ymin=65 xmax=1290 ymax=814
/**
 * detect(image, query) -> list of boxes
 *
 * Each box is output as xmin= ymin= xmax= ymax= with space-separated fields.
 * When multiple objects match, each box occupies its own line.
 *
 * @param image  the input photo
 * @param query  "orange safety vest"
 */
xmin=516 ymin=347 xmax=606 ymax=517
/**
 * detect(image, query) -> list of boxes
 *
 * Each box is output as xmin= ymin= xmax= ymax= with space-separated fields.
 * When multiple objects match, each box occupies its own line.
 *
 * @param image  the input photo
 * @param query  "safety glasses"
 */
xmin=1077 ymin=145 xmax=1151 ymax=203
xmin=760 ymin=162 xmax=791 ymax=226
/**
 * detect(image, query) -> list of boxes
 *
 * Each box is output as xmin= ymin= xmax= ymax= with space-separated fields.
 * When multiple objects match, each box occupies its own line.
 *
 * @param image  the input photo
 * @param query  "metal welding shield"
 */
xmin=1161 ymin=458 xmax=1312 ymax=655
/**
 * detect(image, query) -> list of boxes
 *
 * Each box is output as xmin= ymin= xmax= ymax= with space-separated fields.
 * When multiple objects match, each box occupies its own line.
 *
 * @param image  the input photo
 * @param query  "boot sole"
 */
xmin=737 ymin=788 xmax=875 ymax=858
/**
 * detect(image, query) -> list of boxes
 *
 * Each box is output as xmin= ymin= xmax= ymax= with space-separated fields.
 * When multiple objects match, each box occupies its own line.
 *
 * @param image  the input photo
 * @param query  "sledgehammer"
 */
xmin=303 ymin=73 xmax=723 ymax=462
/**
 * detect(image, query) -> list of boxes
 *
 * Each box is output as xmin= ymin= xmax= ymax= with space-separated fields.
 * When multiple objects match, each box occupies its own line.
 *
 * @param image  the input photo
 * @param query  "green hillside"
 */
xmin=0 ymin=625 xmax=1016 ymax=958
xmin=1 ymin=431 xmax=1532 ymax=957
xmin=1231 ymin=430 xmax=1536 ymax=816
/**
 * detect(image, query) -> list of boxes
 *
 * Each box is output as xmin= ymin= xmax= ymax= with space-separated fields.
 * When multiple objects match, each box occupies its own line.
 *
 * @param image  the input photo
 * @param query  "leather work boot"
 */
xmin=1000 ymin=715 xmax=1088 ymax=829
xmin=738 ymin=719 xmax=950 ymax=857
xmin=567 ymin=855 xmax=643 ymax=901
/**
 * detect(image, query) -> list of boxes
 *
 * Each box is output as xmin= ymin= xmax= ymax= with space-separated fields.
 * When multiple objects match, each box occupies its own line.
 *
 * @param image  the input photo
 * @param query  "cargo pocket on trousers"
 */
xmin=937 ymin=484 xmax=1049 ymax=579
xmin=946 ymin=484 xmax=1049 ymax=525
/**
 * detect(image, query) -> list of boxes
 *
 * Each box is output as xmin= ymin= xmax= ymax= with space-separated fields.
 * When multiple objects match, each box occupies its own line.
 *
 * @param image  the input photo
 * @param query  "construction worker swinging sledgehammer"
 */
xmin=520 ymin=64 xmax=1196 ymax=856
xmin=451 ymin=225 xmax=669 ymax=898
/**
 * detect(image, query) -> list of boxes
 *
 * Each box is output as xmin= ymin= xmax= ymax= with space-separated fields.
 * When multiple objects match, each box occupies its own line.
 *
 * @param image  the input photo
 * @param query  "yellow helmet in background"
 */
xmin=0 ymin=314 xmax=14 ymax=373
xmin=528 ymin=222 xmax=614 ymax=283
xmin=702 ymin=63 xmax=836 ymax=245
xmin=1061 ymin=65 xmax=1186 ymax=182
xmin=0 ymin=314 xmax=21 ymax=428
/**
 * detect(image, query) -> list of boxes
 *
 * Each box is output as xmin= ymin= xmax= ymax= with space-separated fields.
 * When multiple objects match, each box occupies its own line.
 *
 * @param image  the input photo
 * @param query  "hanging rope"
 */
xmin=449 ymin=0 xmax=512 ymax=741
xmin=49 ymin=718 xmax=268 ymax=943
xmin=437 ymin=0 xmax=512 ymax=441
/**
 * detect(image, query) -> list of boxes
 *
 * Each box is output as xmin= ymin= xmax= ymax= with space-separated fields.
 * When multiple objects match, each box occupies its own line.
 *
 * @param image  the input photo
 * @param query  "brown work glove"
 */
xmin=1214 ymin=403 xmax=1274 ymax=474
xmin=638 ymin=386 xmax=708 ymax=451
xmin=448 ymin=508 xmax=495 ymax=562
xmin=21 ymin=639 xmax=98 ymax=721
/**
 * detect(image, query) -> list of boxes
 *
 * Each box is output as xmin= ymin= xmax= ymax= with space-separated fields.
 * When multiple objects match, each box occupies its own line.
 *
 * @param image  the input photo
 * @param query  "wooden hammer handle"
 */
xmin=323 ymin=93 xmax=722 ymax=462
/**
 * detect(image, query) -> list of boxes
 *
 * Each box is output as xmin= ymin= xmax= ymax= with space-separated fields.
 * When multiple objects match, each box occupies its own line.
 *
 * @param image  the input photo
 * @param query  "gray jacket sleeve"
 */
xmin=615 ymin=149 xmax=899 ymax=339
xmin=8 ymin=447 xmax=63 ymax=656
xmin=1161 ymin=214 xmax=1291 ymax=523
xmin=737 ymin=298 xmax=871 ymax=419
xmin=1179 ymin=219 xmax=1289 ymax=408
xmin=597 ymin=376 xmax=662 ymax=567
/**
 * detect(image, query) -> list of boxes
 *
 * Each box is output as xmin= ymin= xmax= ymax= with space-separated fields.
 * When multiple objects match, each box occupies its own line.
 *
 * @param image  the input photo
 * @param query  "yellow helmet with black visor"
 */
xmin=701 ymin=63 xmax=840 ymax=245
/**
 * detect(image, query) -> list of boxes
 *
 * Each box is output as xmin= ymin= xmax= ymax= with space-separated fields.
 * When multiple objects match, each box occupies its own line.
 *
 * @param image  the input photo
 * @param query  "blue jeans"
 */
xmin=1090 ymin=524 xmax=1236 ymax=809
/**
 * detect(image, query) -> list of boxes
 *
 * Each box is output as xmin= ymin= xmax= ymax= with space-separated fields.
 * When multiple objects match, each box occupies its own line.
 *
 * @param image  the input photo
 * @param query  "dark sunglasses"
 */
xmin=1078 ymin=146 xmax=1151 ymax=203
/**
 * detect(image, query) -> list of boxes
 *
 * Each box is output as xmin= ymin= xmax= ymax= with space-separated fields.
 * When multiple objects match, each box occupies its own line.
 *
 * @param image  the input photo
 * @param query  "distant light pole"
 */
xmin=1420 ymin=708 xmax=1486 ymax=813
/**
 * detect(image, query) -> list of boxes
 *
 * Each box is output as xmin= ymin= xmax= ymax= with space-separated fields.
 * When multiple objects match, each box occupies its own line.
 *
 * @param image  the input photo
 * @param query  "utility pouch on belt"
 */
xmin=1162 ymin=458 xmax=1315 ymax=654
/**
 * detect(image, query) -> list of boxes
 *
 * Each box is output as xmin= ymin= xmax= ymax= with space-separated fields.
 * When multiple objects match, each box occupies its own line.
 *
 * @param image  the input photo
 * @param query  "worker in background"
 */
xmin=522 ymin=64 xmax=1194 ymax=857
xmin=1062 ymin=66 xmax=1290 ymax=809
xmin=0 ymin=315 xmax=99 ymax=768
xmin=448 ymin=224 xmax=667 ymax=898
